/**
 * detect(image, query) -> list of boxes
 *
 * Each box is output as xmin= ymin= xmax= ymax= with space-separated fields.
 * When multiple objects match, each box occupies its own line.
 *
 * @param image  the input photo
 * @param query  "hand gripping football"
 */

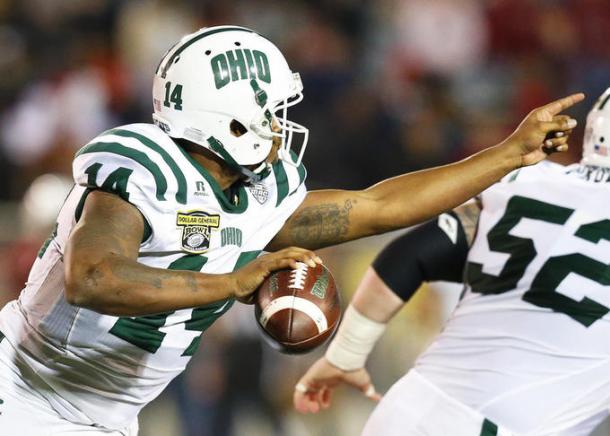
xmin=254 ymin=262 xmax=341 ymax=354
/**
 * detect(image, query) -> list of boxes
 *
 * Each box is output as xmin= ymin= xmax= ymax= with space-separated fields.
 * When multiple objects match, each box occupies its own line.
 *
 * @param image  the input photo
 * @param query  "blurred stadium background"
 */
xmin=0 ymin=0 xmax=608 ymax=435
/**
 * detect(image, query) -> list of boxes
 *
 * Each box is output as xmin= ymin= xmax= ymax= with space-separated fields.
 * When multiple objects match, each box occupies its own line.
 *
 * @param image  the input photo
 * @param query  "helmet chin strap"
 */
xmin=237 ymin=161 xmax=271 ymax=184
xmin=206 ymin=136 xmax=272 ymax=183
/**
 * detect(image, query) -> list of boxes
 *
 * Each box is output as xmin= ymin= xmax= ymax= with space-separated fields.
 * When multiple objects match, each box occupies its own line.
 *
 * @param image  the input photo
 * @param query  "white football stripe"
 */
xmin=259 ymin=296 xmax=328 ymax=333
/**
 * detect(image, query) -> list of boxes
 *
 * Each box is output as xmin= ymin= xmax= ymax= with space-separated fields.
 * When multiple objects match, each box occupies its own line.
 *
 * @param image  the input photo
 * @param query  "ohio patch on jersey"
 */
xmin=0 ymin=123 xmax=307 ymax=430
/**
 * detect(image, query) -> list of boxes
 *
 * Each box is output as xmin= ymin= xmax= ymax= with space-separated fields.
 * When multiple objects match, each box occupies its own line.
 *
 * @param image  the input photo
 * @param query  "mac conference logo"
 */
xmin=249 ymin=183 xmax=269 ymax=204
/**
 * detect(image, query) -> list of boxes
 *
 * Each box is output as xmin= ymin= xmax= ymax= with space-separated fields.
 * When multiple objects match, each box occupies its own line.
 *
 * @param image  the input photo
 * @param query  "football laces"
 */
xmin=289 ymin=262 xmax=308 ymax=290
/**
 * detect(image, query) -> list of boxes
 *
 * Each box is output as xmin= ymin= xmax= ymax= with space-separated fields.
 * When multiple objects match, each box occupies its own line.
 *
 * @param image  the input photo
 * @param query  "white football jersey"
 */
xmin=0 ymin=123 xmax=307 ymax=429
xmin=416 ymin=161 xmax=610 ymax=435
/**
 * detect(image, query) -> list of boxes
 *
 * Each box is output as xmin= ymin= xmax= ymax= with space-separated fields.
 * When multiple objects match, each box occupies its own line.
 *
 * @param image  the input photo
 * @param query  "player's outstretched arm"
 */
xmin=268 ymin=94 xmax=583 ymax=251
xmin=294 ymin=203 xmax=479 ymax=413
xmin=64 ymin=190 xmax=321 ymax=316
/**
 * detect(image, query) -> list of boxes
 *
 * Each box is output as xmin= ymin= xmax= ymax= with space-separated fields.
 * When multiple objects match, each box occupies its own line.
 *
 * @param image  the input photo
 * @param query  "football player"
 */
xmin=293 ymin=88 xmax=610 ymax=435
xmin=0 ymin=25 xmax=582 ymax=434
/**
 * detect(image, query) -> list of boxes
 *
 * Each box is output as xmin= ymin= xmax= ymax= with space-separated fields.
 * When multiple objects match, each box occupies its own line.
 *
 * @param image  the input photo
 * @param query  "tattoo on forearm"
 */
xmin=185 ymin=273 xmax=198 ymax=293
xmin=109 ymin=261 xmax=163 ymax=289
xmin=287 ymin=199 xmax=354 ymax=248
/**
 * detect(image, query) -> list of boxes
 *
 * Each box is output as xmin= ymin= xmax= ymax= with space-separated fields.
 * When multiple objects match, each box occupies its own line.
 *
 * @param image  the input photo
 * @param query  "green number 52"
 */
xmin=467 ymin=196 xmax=610 ymax=327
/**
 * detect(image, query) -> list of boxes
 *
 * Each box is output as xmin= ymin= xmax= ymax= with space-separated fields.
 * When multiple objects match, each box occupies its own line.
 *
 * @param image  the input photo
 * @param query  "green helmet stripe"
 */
xmin=76 ymin=141 xmax=168 ymax=201
xmin=159 ymin=26 xmax=254 ymax=78
xmin=105 ymin=129 xmax=188 ymax=205
xmin=249 ymin=79 xmax=268 ymax=108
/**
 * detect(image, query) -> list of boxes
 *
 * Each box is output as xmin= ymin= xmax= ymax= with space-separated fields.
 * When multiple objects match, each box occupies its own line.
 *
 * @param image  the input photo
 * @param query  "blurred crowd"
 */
xmin=0 ymin=0 xmax=609 ymax=435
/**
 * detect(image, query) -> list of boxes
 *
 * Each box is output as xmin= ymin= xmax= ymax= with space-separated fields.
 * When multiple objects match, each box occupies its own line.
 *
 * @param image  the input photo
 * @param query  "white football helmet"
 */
xmin=152 ymin=25 xmax=308 ymax=182
xmin=582 ymin=87 xmax=610 ymax=168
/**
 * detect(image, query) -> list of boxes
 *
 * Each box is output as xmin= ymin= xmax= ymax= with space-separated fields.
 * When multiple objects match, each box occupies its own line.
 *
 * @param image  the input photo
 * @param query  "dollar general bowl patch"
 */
xmin=176 ymin=211 xmax=220 ymax=253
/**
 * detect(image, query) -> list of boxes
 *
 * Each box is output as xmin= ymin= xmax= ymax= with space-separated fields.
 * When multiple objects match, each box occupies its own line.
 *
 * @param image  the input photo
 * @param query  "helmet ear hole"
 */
xmin=230 ymin=119 xmax=248 ymax=137
xmin=601 ymin=137 xmax=605 ymax=143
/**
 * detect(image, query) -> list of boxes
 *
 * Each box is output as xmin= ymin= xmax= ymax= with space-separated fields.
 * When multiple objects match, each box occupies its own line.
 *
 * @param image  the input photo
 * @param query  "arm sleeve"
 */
xmin=372 ymin=211 xmax=469 ymax=301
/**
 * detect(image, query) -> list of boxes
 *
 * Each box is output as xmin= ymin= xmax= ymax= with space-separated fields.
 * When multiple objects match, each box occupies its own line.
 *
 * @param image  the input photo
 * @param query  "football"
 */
xmin=254 ymin=262 xmax=341 ymax=354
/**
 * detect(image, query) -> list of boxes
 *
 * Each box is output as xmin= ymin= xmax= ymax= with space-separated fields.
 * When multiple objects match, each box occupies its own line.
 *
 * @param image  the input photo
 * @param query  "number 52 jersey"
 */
xmin=0 ymin=124 xmax=307 ymax=430
xmin=416 ymin=161 xmax=610 ymax=435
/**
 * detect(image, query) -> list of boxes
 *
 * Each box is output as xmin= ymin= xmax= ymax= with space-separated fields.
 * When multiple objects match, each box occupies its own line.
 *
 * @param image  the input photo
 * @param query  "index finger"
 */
xmin=540 ymin=93 xmax=585 ymax=115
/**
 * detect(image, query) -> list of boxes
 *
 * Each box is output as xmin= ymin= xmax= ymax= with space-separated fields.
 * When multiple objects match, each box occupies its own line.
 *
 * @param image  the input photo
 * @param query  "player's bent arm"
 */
xmin=327 ymin=207 xmax=475 ymax=369
xmin=362 ymin=201 xmax=479 ymax=314
xmin=65 ymin=190 xmax=320 ymax=316
xmin=269 ymin=94 xmax=582 ymax=251
xmin=350 ymin=206 xmax=475 ymax=322
xmin=64 ymin=190 xmax=235 ymax=315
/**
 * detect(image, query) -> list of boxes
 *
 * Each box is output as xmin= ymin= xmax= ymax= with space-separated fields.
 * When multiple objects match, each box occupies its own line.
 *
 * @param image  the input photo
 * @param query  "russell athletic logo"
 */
xmin=211 ymin=49 xmax=271 ymax=89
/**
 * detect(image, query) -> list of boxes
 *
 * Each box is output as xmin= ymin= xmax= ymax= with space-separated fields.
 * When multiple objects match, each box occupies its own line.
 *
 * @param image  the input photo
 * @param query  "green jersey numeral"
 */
xmin=467 ymin=195 xmax=610 ymax=326
xmin=109 ymin=254 xmax=209 ymax=353
xmin=84 ymin=162 xmax=134 ymax=201
xmin=108 ymin=250 xmax=261 ymax=354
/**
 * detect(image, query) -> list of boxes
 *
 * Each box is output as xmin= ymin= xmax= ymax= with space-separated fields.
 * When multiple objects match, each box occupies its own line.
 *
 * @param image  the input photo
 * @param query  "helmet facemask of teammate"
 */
xmin=581 ymin=87 xmax=610 ymax=168
xmin=152 ymin=25 xmax=309 ymax=183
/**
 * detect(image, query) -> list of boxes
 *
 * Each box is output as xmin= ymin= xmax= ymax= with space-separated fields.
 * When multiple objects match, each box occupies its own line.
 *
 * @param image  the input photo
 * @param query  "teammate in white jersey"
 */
xmin=294 ymin=88 xmax=610 ymax=435
xmin=0 ymin=25 xmax=583 ymax=435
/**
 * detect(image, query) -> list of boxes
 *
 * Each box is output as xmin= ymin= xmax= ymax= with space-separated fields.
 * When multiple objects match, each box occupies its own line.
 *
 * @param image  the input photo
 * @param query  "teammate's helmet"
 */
xmin=582 ymin=87 xmax=610 ymax=168
xmin=152 ymin=25 xmax=308 ymax=182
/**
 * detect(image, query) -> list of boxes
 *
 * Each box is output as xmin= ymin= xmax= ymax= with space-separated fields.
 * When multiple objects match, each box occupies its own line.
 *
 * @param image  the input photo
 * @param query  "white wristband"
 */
xmin=325 ymin=305 xmax=387 ymax=371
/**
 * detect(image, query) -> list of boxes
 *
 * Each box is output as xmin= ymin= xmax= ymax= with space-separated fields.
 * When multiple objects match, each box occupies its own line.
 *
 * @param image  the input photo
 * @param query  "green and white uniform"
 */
xmin=365 ymin=161 xmax=610 ymax=436
xmin=0 ymin=123 xmax=307 ymax=430
xmin=416 ymin=161 xmax=610 ymax=435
